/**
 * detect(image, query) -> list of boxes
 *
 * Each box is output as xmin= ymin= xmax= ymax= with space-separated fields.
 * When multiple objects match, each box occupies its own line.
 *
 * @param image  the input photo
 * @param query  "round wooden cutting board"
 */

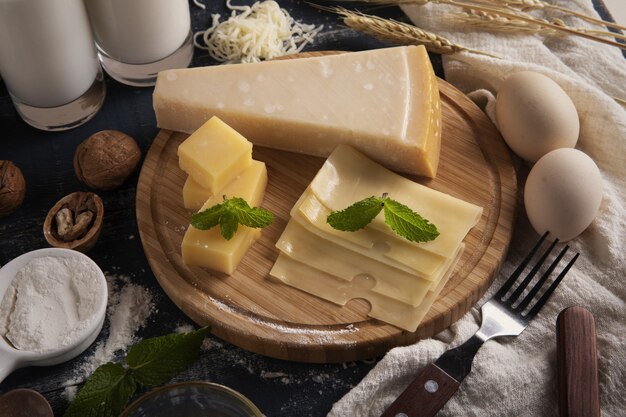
xmin=136 ymin=62 xmax=517 ymax=363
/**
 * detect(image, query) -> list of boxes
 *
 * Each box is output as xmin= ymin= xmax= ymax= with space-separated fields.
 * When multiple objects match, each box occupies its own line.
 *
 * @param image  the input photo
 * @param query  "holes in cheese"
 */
xmin=270 ymin=146 xmax=481 ymax=331
xmin=270 ymin=245 xmax=464 ymax=332
xmin=154 ymin=46 xmax=442 ymax=177
xmin=276 ymin=221 xmax=435 ymax=307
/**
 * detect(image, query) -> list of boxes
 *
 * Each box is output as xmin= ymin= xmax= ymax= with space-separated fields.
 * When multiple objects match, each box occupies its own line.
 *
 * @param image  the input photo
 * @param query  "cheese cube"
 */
xmin=177 ymin=116 xmax=253 ymax=191
xmin=155 ymin=46 xmax=441 ymax=177
xmin=182 ymin=226 xmax=261 ymax=275
xmin=181 ymin=161 xmax=268 ymax=274
xmin=183 ymin=160 xmax=267 ymax=211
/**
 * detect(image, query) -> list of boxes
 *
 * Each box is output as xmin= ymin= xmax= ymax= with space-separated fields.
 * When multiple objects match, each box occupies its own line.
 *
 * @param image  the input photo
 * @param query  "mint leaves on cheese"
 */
xmin=191 ymin=196 xmax=274 ymax=240
xmin=327 ymin=194 xmax=439 ymax=243
xmin=64 ymin=327 xmax=210 ymax=417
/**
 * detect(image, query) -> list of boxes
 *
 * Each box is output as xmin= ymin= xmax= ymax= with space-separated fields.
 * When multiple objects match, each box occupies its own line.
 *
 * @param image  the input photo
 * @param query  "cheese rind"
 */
xmin=177 ymin=116 xmax=253 ymax=190
xmin=154 ymin=46 xmax=441 ymax=177
xmin=183 ymin=160 xmax=267 ymax=211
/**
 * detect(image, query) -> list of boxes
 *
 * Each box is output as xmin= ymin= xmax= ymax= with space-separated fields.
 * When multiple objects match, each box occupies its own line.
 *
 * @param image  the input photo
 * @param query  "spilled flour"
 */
xmin=64 ymin=274 xmax=154 ymax=400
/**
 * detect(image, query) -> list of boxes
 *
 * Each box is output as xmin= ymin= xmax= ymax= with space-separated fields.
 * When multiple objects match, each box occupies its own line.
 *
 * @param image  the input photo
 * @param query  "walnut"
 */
xmin=43 ymin=192 xmax=104 ymax=252
xmin=0 ymin=160 xmax=26 ymax=218
xmin=74 ymin=130 xmax=141 ymax=191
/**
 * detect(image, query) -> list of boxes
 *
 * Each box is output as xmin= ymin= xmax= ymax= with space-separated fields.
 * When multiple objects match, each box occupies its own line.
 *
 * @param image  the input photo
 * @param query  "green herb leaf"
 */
xmin=326 ymin=195 xmax=439 ymax=242
xmin=191 ymin=203 xmax=224 ymax=230
xmin=64 ymin=328 xmax=209 ymax=417
xmin=382 ymin=198 xmax=439 ymax=242
xmin=63 ymin=363 xmax=136 ymax=417
xmin=218 ymin=210 xmax=239 ymax=240
xmin=126 ymin=327 xmax=210 ymax=387
xmin=326 ymin=196 xmax=384 ymax=231
xmin=190 ymin=196 xmax=274 ymax=240
xmin=226 ymin=197 xmax=275 ymax=228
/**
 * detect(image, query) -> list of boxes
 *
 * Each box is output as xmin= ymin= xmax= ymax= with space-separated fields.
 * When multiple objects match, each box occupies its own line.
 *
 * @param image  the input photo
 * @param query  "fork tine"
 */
xmin=496 ymin=231 xmax=549 ymax=299
xmin=515 ymin=245 xmax=569 ymax=312
xmin=526 ymin=252 xmax=579 ymax=318
xmin=507 ymin=238 xmax=559 ymax=303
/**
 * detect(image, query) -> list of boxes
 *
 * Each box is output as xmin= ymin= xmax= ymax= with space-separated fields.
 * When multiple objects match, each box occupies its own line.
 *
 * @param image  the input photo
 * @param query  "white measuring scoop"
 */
xmin=0 ymin=248 xmax=108 ymax=383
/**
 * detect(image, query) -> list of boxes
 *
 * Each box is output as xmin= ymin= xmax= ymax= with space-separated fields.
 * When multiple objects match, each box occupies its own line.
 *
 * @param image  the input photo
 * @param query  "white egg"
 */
xmin=524 ymin=148 xmax=602 ymax=242
xmin=496 ymin=71 xmax=579 ymax=162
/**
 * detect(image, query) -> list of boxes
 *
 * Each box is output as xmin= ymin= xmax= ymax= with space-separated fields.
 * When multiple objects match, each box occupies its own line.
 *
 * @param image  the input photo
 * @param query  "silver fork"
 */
xmin=380 ymin=232 xmax=579 ymax=417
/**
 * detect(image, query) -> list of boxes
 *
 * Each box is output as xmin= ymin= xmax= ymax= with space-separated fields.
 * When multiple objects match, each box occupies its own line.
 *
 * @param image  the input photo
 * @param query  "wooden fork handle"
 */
xmin=380 ymin=363 xmax=460 ymax=417
xmin=557 ymin=306 xmax=601 ymax=417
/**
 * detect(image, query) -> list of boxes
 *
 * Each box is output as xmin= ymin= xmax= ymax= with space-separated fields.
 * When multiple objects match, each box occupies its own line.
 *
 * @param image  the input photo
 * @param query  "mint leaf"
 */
xmin=191 ymin=203 xmax=224 ymax=230
xmin=190 ymin=196 xmax=274 ymax=239
xmin=227 ymin=197 xmax=274 ymax=228
xmin=326 ymin=195 xmax=439 ymax=242
xmin=126 ymin=327 xmax=210 ymax=387
xmin=327 ymin=196 xmax=384 ymax=232
xmin=382 ymin=198 xmax=439 ymax=242
xmin=63 ymin=363 xmax=136 ymax=417
xmin=219 ymin=210 xmax=239 ymax=240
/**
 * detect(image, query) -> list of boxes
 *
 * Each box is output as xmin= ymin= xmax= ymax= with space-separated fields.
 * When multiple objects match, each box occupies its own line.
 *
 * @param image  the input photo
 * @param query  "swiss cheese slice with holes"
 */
xmin=270 ymin=245 xmax=464 ymax=332
xmin=154 ymin=46 xmax=442 ymax=177
xmin=276 ymin=220 xmax=437 ymax=307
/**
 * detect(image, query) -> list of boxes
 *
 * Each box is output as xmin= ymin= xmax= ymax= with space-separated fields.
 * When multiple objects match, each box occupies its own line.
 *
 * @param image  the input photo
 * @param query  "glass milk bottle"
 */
xmin=0 ymin=0 xmax=105 ymax=131
xmin=84 ymin=0 xmax=193 ymax=87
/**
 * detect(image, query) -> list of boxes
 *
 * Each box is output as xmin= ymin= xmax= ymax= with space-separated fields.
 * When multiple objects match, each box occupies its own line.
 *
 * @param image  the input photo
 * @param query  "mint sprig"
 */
xmin=327 ymin=194 xmax=439 ymax=243
xmin=191 ymin=196 xmax=274 ymax=240
xmin=64 ymin=327 xmax=210 ymax=417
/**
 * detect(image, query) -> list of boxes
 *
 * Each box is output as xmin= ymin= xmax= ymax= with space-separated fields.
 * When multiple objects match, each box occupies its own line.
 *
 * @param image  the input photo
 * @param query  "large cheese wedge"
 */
xmin=177 ymin=116 xmax=252 ymax=191
xmin=309 ymin=145 xmax=483 ymax=258
xmin=154 ymin=46 xmax=442 ymax=177
xmin=276 ymin=220 xmax=436 ymax=306
xmin=270 ymin=245 xmax=464 ymax=332
xmin=183 ymin=160 xmax=267 ymax=211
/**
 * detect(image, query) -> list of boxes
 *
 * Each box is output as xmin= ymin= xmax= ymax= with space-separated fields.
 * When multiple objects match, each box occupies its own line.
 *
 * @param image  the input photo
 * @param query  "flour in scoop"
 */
xmin=0 ymin=256 xmax=101 ymax=352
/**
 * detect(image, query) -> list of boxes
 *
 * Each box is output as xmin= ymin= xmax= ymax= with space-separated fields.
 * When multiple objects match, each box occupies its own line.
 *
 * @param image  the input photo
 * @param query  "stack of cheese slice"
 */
xmin=153 ymin=45 xmax=442 ymax=178
xmin=178 ymin=116 xmax=268 ymax=275
xmin=270 ymin=145 xmax=483 ymax=331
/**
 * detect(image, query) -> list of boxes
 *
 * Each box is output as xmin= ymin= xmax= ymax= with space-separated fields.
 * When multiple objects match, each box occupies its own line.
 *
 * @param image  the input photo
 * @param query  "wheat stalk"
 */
xmin=475 ymin=0 xmax=626 ymax=32
xmin=316 ymin=6 xmax=500 ymax=57
xmin=458 ymin=8 xmax=626 ymax=41
xmin=334 ymin=0 xmax=626 ymax=50
xmin=457 ymin=9 xmax=554 ymax=34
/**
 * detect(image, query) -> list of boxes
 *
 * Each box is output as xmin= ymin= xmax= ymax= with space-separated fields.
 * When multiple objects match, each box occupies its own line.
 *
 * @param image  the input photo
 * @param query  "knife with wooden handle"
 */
xmin=557 ymin=306 xmax=601 ymax=417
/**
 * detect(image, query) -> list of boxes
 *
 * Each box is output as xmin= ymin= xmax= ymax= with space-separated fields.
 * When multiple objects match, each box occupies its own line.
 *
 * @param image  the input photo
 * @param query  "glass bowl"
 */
xmin=120 ymin=381 xmax=264 ymax=417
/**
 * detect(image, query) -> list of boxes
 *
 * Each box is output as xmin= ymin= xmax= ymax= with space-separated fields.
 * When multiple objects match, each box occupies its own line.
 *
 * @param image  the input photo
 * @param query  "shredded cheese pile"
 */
xmin=194 ymin=0 xmax=323 ymax=64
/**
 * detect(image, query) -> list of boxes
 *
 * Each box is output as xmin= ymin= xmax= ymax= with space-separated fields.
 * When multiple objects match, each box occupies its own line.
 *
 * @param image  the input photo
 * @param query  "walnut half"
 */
xmin=43 ymin=192 xmax=104 ymax=252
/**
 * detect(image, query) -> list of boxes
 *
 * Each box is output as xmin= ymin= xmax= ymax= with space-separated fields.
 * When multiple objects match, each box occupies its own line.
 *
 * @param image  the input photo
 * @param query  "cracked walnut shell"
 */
xmin=0 ymin=160 xmax=26 ymax=218
xmin=74 ymin=130 xmax=141 ymax=191
xmin=44 ymin=192 xmax=104 ymax=252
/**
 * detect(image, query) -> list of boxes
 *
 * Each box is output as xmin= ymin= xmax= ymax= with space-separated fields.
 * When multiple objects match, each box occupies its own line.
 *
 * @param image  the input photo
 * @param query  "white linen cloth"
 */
xmin=328 ymin=1 xmax=626 ymax=415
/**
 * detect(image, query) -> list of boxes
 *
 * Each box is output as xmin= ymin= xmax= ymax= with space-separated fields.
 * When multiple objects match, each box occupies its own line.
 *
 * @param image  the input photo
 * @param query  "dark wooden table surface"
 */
xmin=0 ymin=1 xmax=617 ymax=416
